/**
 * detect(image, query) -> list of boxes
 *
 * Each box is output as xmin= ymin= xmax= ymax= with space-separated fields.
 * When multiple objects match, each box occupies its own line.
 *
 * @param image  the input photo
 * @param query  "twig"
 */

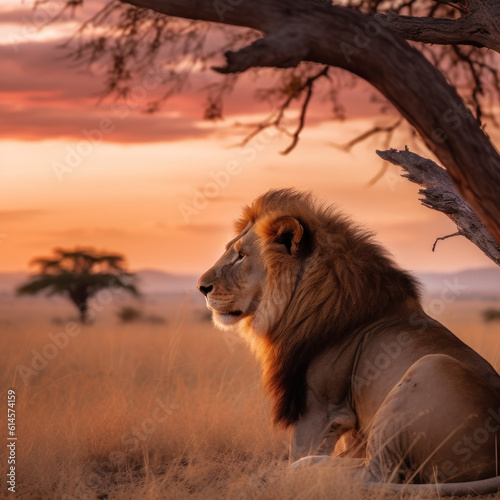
xmin=281 ymin=66 xmax=329 ymax=155
xmin=235 ymin=65 xmax=329 ymax=154
xmin=432 ymin=231 xmax=463 ymax=252
xmin=330 ymin=119 xmax=403 ymax=153
xmin=377 ymin=148 xmax=500 ymax=266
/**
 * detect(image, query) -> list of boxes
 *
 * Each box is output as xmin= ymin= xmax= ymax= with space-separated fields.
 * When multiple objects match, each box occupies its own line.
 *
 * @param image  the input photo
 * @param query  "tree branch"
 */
xmin=432 ymin=231 xmax=462 ymax=252
xmin=329 ymin=119 xmax=403 ymax=153
xmin=377 ymin=148 xmax=500 ymax=266
xmin=280 ymin=66 xmax=329 ymax=155
xmin=376 ymin=0 xmax=500 ymax=53
xmin=119 ymin=0 xmax=500 ymax=247
xmin=233 ymin=65 xmax=329 ymax=154
xmin=213 ymin=26 xmax=310 ymax=73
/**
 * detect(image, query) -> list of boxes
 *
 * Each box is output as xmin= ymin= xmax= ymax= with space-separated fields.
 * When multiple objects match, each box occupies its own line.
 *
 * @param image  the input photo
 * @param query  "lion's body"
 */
xmin=197 ymin=189 xmax=500 ymax=490
xmin=304 ymin=309 xmax=500 ymax=484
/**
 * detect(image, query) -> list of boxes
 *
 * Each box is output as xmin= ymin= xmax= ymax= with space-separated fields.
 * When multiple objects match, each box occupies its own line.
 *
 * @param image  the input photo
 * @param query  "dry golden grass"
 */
xmin=1 ymin=294 xmax=500 ymax=499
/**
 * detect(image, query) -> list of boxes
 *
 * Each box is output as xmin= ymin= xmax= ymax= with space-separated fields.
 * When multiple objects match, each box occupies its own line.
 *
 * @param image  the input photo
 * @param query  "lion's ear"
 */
xmin=267 ymin=216 xmax=304 ymax=256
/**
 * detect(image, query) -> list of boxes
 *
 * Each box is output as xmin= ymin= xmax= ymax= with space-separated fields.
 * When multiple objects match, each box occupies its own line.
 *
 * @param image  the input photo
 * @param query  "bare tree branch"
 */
xmin=117 ymin=0 xmax=500 ymax=245
xmin=281 ymin=66 xmax=329 ymax=154
xmin=377 ymin=148 xmax=500 ymax=266
xmin=62 ymin=0 xmax=500 ymax=158
xmin=432 ymin=231 xmax=462 ymax=252
xmin=329 ymin=117 xmax=406 ymax=185
xmin=330 ymin=119 xmax=403 ymax=153
xmin=376 ymin=0 xmax=500 ymax=53
xmin=234 ymin=65 xmax=330 ymax=154
xmin=213 ymin=24 xmax=310 ymax=74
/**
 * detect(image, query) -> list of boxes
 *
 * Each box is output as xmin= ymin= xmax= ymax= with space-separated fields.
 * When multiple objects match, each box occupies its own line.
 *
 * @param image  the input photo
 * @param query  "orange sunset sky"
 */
xmin=0 ymin=0 xmax=496 ymax=275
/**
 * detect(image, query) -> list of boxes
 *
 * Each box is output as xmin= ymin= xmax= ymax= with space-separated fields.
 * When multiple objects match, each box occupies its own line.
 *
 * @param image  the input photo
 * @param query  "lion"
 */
xmin=197 ymin=189 xmax=500 ymax=495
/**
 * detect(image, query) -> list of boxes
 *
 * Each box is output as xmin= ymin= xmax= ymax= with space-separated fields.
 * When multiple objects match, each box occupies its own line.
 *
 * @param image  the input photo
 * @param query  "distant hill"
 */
xmin=134 ymin=269 xmax=197 ymax=294
xmin=0 ymin=270 xmax=198 ymax=296
xmin=417 ymin=267 xmax=500 ymax=300
xmin=0 ymin=272 xmax=28 ymax=294
xmin=0 ymin=267 xmax=498 ymax=299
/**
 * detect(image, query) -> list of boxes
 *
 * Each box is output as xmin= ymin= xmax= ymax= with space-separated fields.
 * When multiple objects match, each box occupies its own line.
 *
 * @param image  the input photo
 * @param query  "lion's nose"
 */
xmin=198 ymin=284 xmax=213 ymax=297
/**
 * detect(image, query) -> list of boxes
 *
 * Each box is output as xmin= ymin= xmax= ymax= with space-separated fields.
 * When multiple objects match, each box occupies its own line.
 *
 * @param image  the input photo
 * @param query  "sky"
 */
xmin=0 ymin=0 xmax=496 ymax=275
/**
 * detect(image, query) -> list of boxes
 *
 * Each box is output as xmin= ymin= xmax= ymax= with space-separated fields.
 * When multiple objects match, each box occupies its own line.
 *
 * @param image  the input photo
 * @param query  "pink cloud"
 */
xmin=0 ymin=10 xmax=390 ymax=144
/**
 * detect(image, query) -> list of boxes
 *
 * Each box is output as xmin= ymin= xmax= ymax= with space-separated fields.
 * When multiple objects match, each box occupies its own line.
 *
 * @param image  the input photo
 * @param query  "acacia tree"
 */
xmin=55 ymin=0 xmax=500 ymax=264
xmin=17 ymin=247 xmax=139 ymax=322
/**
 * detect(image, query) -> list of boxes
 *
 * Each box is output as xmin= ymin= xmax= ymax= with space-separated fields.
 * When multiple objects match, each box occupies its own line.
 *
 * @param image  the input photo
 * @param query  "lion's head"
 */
xmin=197 ymin=189 xmax=419 ymax=426
xmin=196 ymin=221 xmax=267 ymax=330
xmin=197 ymin=189 xmax=315 ymax=336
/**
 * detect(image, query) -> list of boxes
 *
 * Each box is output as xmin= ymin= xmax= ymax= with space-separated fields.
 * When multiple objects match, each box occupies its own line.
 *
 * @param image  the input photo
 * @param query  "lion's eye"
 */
xmin=237 ymin=251 xmax=246 ymax=260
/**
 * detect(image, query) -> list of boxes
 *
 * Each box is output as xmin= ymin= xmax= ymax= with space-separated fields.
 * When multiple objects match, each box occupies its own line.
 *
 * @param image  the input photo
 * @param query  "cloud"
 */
xmin=43 ymin=227 xmax=132 ymax=239
xmin=0 ymin=23 xmax=387 ymax=145
xmin=0 ymin=102 xmax=216 ymax=143
xmin=0 ymin=0 xmax=104 ymax=26
xmin=0 ymin=209 xmax=46 ymax=222
xmin=177 ymin=224 xmax=229 ymax=234
xmin=0 ymin=37 xmax=219 ymax=142
xmin=0 ymin=36 xmax=220 ymax=142
xmin=207 ymin=195 xmax=244 ymax=203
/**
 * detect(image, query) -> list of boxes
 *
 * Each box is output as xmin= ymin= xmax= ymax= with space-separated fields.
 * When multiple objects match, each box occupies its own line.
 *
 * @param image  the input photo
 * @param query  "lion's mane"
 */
xmin=236 ymin=189 xmax=420 ymax=427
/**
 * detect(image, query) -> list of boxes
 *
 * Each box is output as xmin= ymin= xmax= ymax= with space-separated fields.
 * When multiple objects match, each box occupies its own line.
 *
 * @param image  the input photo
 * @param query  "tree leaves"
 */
xmin=17 ymin=247 xmax=140 ymax=321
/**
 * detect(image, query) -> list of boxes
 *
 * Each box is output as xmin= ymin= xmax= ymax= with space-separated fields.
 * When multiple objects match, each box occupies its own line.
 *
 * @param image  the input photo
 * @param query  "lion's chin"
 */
xmin=212 ymin=310 xmax=244 ymax=329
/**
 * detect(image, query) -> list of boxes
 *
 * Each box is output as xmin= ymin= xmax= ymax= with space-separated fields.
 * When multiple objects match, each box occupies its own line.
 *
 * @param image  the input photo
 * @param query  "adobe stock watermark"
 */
xmin=350 ymin=278 xmax=467 ymax=389
xmin=52 ymin=65 xmax=166 ymax=182
xmin=431 ymin=406 xmax=500 ymax=483
xmin=62 ymin=396 xmax=179 ymax=500
xmin=380 ymin=164 xmax=405 ymax=193
xmin=352 ymin=332 xmax=413 ymax=389
xmin=431 ymin=101 xmax=474 ymax=145
xmin=339 ymin=11 xmax=398 ymax=64
xmin=236 ymin=456 xmax=287 ymax=500
xmin=221 ymin=327 xmax=246 ymax=354
xmin=6 ymin=0 xmax=65 ymax=54
xmin=218 ymin=271 xmax=297 ymax=354
xmin=179 ymin=126 xmax=280 ymax=224
xmin=17 ymin=320 xmax=82 ymax=385
xmin=16 ymin=274 xmax=133 ymax=385
xmin=423 ymin=278 xmax=467 ymax=317
xmin=213 ymin=0 xmax=244 ymax=22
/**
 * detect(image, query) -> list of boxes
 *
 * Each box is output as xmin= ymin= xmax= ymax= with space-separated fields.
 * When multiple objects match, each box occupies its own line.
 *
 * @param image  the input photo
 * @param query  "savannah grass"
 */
xmin=1 ymin=295 xmax=499 ymax=499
